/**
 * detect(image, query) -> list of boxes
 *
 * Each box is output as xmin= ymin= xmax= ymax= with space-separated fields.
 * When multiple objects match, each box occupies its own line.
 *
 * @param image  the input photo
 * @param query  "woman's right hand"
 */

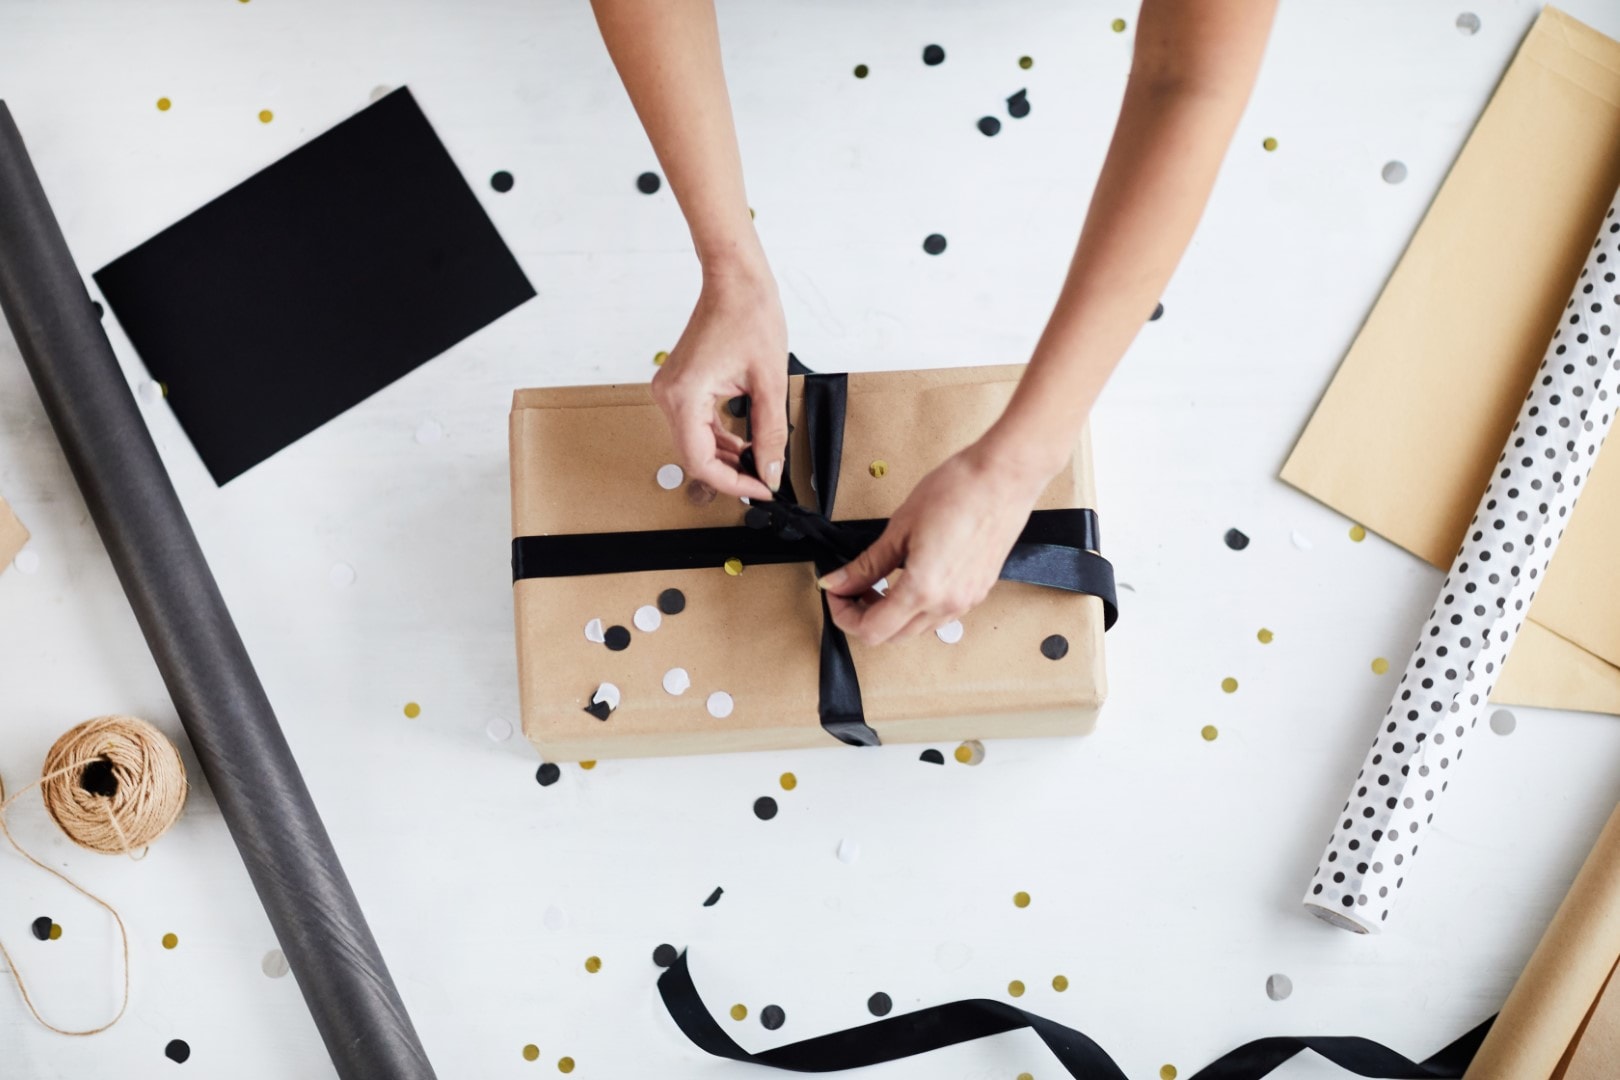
xmin=651 ymin=256 xmax=789 ymax=502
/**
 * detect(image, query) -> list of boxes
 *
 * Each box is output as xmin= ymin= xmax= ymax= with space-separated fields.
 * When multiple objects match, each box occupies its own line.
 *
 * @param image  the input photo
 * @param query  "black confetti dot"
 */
xmin=658 ymin=588 xmax=687 ymax=615
xmin=922 ymin=44 xmax=946 ymax=66
xmin=753 ymin=796 xmax=778 ymax=820
xmin=727 ymin=395 xmax=750 ymax=418
xmin=92 ymin=301 xmax=104 ymax=319
xmin=31 ymin=916 xmax=52 ymax=941
xmin=1224 ymin=528 xmax=1250 ymax=551
xmin=490 ymin=170 xmax=514 ymax=193
xmin=81 ymin=757 xmax=118 ymax=797
xmin=853 ymin=64 xmax=869 ymax=79
xmin=1040 ymin=634 xmax=1069 ymax=661
xmin=702 ymin=887 xmax=724 ymax=907
xmin=977 ymin=116 xmax=1001 ymax=137
xmin=583 ymin=700 xmax=613 ymax=722
xmin=922 ymin=234 xmax=947 ymax=256
xmin=760 ymin=1004 xmax=786 ymax=1030
xmin=867 ymin=992 xmax=893 ymax=1017
xmin=744 ymin=506 xmax=773 ymax=529
xmin=919 ymin=748 xmax=945 ymax=765
xmin=652 ymin=943 xmax=679 ymax=968
xmin=1150 ymin=301 xmax=1164 ymax=321
xmin=636 ymin=171 xmax=662 ymax=195
xmin=535 ymin=763 xmax=561 ymax=787
xmin=1007 ymin=89 xmax=1030 ymax=119
xmin=165 ymin=1039 xmax=191 ymax=1064
xmin=604 ymin=625 xmax=631 ymax=651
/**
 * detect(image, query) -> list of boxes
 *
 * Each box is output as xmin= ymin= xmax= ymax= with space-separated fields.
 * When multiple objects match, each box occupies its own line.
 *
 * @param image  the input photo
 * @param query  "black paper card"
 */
xmin=95 ymin=87 xmax=534 ymax=484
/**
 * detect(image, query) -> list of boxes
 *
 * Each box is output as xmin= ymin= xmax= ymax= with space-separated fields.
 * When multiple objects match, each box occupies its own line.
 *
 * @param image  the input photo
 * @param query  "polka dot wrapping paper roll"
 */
xmin=1305 ymin=186 xmax=1620 ymax=933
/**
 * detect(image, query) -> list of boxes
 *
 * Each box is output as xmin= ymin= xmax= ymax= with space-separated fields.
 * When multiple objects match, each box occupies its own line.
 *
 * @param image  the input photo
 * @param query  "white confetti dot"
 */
xmin=836 ymin=838 xmax=861 ymax=864
xmin=584 ymin=618 xmax=606 ymax=643
xmin=705 ymin=690 xmax=734 ymax=718
xmin=369 ymin=84 xmax=393 ymax=102
xmin=1265 ymin=973 xmax=1293 ymax=1001
xmin=138 ymin=380 xmax=164 ymax=404
xmin=1490 ymin=709 xmax=1516 ymax=736
xmin=934 ymin=619 xmax=964 ymax=644
xmin=663 ymin=668 xmax=691 ymax=695
xmin=592 ymin=682 xmax=621 ymax=711
xmin=934 ymin=942 xmax=972 ymax=971
xmin=415 ymin=419 xmax=443 ymax=445
xmin=1291 ymin=530 xmax=1314 ymax=551
xmin=872 ymin=577 xmax=890 ymax=596
xmin=542 ymin=905 xmax=568 ymax=931
xmin=656 ymin=463 xmax=684 ymax=490
xmin=633 ymin=605 xmax=662 ymax=632
xmin=261 ymin=949 xmax=290 ymax=978
xmin=1381 ymin=160 xmax=1408 ymax=185
xmin=13 ymin=549 xmax=38 ymax=575
xmin=328 ymin=561 xmax=355 ymax=588
xmin=1455 ymin=12 xmax=1481 ymax=35
xmin=485 ymin=717 xmax=513 ymax=741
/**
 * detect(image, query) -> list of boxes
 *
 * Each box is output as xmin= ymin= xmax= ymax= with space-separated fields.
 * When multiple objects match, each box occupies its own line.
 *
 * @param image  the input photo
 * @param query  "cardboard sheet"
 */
xmin=0 ymin=495 xmax=26 ymax=572
xmin=1281 ymin=7 xmax=1620 ymax=713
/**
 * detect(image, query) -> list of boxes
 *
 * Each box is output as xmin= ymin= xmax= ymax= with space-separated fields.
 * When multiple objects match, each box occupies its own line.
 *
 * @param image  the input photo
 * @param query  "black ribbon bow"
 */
xmin=512 ymin=359 xmax=1118 ymax=746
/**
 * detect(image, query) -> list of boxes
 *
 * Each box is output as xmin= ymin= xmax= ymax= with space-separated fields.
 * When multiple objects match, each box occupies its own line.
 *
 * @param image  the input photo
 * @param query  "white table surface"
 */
xmin=4 ymin=1 xmax=1619 ymax=1076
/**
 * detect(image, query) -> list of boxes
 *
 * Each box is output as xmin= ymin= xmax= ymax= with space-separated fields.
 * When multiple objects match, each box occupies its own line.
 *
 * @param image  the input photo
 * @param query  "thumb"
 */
xmin=748 ymin=362 xmax=789 ymax=492
xmin=819 ymin=527 xmax=904 ymax=596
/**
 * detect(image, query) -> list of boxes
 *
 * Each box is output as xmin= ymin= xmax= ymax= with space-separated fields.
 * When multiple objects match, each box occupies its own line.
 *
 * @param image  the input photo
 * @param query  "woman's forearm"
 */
xmin=982 ymin=0 xmax=1277 ymax=479
xmin=590 ymin=0 xmax=766 ymax=278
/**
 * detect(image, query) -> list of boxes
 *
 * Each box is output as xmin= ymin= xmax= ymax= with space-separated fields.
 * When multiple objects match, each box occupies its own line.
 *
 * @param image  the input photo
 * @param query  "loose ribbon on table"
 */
xmin=512 ymin=358 xmax=1118 ymax=748
xmin=658 ymin=950 xmax=1494 ymax=1078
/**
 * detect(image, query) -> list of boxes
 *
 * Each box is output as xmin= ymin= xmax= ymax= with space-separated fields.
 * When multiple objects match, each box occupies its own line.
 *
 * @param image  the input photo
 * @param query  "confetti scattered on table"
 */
xmin=523 ymin=1044 xmax=540 ymax=1062
xmin=637 ymin=171 xmax=661 ymax=194
xmin=162 ymin=932 xmax=179 ymax=950
xmin=724 ymin=557 xmax=744 ymax=576
xmin=13 ymin=550 xmax=38 ymax=574
xmin=369 ymin=85 xmax=392 ymax=102
xmin=49 ymin=922 xmax=61 ymax=940
xmin=1013 ymin=891 xmax=1031 ymax=908
xmin=1371 ymin=657 xmax=1390 ymax=675
xmin=657 ymin=588 xmax=686 ymax=615
xmin=867 ymin=992 xmax=892 ymax=1016
xmin=414 ymin=418 xmax=443 ymax=444
xmin=1381 ymin=160 xmax=1408 ymax=184
xmin=954 ymin=740 xmax=985 ymax=765
xmin=584 ymin=618 xmax=606 ymax=643
xmin=1265 ymin=973 xmax=1293 ymax=1001
xmin=1201 ymin=725 xmax=1219 ymax=742
xmin=662 ymin=667 xmax=691 ymax=695
xmin=165 ymin=1039 xmax=191 ymax=1063
xmin=328 ymin=561 xmax=355 ymax=588
xmin=656 ymin=463 xmax=684 ymax=490
xmin=403 ymin=701 xmax=421 ymax=719
xmin=1111 ymin=17 xmax=1127 ymax=32
xmin=1490 ymin=709 xmax=1517 ymax=736
xmin=156 ymin=97 xmax=171 ymax=112
xmin=1052 ymin=974 xmax=1069 ymax=991
xmin=1220 ymin=677 xmax=1238 ymax=694
xmin=491 ymin=170 xmax=515 ymax=193
xmin=760 ymin=1004 xmax=786 ymax=1030
xmin=919 ymin=749 xmax=945 ymax=765
xmin=604 ymin=625 xmax=631 ymax=651
xmin=535 ymin=763 xmax=561 ymax=787
xmin=922 ymin=44 xmax=946 ymax=66
xmin=1150 ymin=301 xmax=1164 ymax=321
xmin=579 ymin=760 xmax=596 ymax=770
xmin=634 ymin=604 xmax=662 ymax=632
xmin=1349 ymin=524 xmax=1367 ymax=542
xmin=544 ymin=906 xmax=569 ymax=930
xmin=1257 ymin=628 xmax=1274 ymax=644
xmin=836 ymin=838 xmax=860 ymax=864
xmin=653 ymin=943 xmax=678 ymax=967
xmin=584 ymin=956 xmax=601 ymax=973
xmin=1161 ymin=1066 xmax=1178 ymax=1080
xmin=30 ymin=916 xmax=51 ymax=941
xmin=1007 ymin=89 xmax=1030 ymax=118
xmin=779 ymin=772 xmax=797 ymax=791
xmin=258 ymin=109 xmax=274 ymax=124
xmin=935 ymin=619 xmax=964 ymax=644
xmin=653 ymin=350 xmax=668 ymax=366
xmin=262 ymin=949 xmax=289 ymax=978
xmin=703 ymin=887 xmax=724 ymax=907
xmin=486 ymin=717 xmax=513 ymax=741
xmin=730 ymin=1004 xmax=748 ymax=1021
xmin=705 ymin=691 xmax=734 ymax=718
xmin=1456 ymin=11 xmax=1481 ymax=35
xmin=1262 ymin=136 xmax=1278 ymax=152
xmin=1040 ymin=634 xmax=1069 ymax=660
xmin=1019 ymin=55 xmax=1033 ymax=69
xmin=868 ymin=459 xmax=889 ymax=478
xmin=922 ymin=234 xmax=947 ymax=255
xmin=853 ymin=64 xmax=869 ymax=78
xmin=1008 ymin=980 xmax=1025 ymax=998
xmin=1291 ymin=530 xmax=1314 ymax=551
xmin=557 ymin=1056 xmax=575 ymax=1073
xmin=978 ymin=116 xmax=1001 ymax=137
xmin=1224 ymin=528 xmax=1250 ymax=551
xmin=754 ymin=796 xmax=778 ymax=821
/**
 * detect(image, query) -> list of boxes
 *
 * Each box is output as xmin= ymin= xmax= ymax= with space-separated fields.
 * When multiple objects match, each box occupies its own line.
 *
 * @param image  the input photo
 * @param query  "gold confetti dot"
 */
xmin=749 ymin=208 xmax=756 ymax=220
xmin=724 ymin=557 xmax=744 ymax=576
xmin=954 ymin=740 xmax=985 ymax=765
xmin=1262 ymin=137 xmax=1278 ymax=152
xmin=1161 ymin=1067 xmax=1178 ymax=1080
xmin=779 ymin=772 xmax=797 ymax=791
xmin=557 ymin=1057 xmax=575 ymax=1074
xmin=156 ymin=97 xmax=172 ymax=112
xmin=1008 ymin=980 xmax=1025 ymax=998
xmin=1220 ymin=677 xmax=1238 ymax=694
xmin=1018 ymin=56 xmax=1033 ymax=69
xmin=49 ymin=923 xmax=61 ymax=940
xmin=653 ymin=350 xmax=669 ymax=366
xmin=1349 ymin=524 xmax=1367 ymax=542
xmin=1052 ymin=974 xmax=1068 ymax=992
xmin=1018 ymin=1074 xmax=1034 ymax=1080
xmin=868 ymin=460 xmax=888 ymax=478
xmin=403 ymin=702 xmax=421 ymax=718
xmin=730 ymin=1004 xmax=748 ymax=1021
xmin=258 ymin=109 xmax=274 ymax=124
xmin=853 ymin=64 xmax=869 ymax=78
xmin=1371 ymin=657 xmax=1390 ymax=675
xmin=1013 ymin=891 xmax=1031 ymax=909
xmin=522 ymin=1045 xmax=540 ymax=1062
xmin=1111 ymin=17 xmax=1127 ymax=32
xmin=584 ymin=956 xmax=601 ymax=973
xmin=1201 ymin=724 xmax=1219 ymax=742
xmin=579 ymin=760 xmax=597 ymax=770
xmin=162 ymin=933 xmax=178 ymax=950
xmin=1257 ymin=628 xmax=1274 ymax=644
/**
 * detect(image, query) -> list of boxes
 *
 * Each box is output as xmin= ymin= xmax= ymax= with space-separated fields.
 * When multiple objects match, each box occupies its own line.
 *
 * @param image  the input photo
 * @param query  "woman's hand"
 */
xmin=651 ymin=259 xmax=788 ymax=502
xmin=819 ymin=437 xmax=1059 ymax=645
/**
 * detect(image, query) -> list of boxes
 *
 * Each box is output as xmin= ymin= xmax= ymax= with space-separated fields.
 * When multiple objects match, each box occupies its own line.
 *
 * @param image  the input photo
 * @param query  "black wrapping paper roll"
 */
xmin=0 ymin=103 xmax=436 ymax=1079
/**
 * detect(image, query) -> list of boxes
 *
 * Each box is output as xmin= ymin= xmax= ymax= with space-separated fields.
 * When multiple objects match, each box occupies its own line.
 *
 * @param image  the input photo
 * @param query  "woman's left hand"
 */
xmin=818 ymin=440 xmax=1056 ymax=646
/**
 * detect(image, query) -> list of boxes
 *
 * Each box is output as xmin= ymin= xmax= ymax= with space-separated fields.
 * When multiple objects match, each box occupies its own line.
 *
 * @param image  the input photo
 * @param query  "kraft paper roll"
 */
xmin=0 ymin=102 xmax=437 ymax=1078
xmin=1465 ymin=802 xmax=1620 ymax=1079
xmin=1306 ymin=183 xmax=1620 ymax=933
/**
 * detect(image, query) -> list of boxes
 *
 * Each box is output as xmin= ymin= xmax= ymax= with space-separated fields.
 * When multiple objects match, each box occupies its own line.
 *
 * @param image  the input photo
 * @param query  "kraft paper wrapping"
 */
xmin=1466 ymin=803 xmax=1620 ymax=1080
xmin=1282 ymin=7 xmax=1620 ymax=714
xmin=0 ymin=495 xmax=25 ymax=573
xmin=1305 ymin=183 xmax=1620 ymax=933
xmin=0 ymin=102 xmax=437 ymax=1078
xmin=510 ymin=366 xmax=1108 ymax=762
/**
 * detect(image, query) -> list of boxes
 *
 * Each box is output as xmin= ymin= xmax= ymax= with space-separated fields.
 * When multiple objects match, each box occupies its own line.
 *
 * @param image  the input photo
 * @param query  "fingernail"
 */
xmin=766 ymin=460 xmax=782 ymax=492
xmin=818 ymin=567 xmax=847 ymax=591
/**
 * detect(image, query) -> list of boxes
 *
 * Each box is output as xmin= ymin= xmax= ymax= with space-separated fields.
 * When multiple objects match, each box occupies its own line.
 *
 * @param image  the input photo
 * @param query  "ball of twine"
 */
xmin=40 ymin=715 xmax=187 ymax=856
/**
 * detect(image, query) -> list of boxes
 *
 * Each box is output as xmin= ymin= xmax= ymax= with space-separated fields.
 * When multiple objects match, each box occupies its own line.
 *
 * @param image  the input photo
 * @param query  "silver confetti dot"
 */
xmin=656 ymin=463 xmax=684 ymax=490
xmin=633 ymin=604 xmax=662 ymax=632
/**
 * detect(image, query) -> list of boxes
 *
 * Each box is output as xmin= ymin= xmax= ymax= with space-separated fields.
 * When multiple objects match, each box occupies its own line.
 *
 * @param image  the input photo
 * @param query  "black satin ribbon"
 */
xmin=658 ymin=950 xmax=1494 ymax=1078
xmin=512 ymin=363 xmax=1118 ymax=747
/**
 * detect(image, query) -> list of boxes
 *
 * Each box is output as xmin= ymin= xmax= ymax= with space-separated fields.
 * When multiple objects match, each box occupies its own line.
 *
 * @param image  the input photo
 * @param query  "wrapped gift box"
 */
xmin=509 ymin=364 xmax=1113 ymax=761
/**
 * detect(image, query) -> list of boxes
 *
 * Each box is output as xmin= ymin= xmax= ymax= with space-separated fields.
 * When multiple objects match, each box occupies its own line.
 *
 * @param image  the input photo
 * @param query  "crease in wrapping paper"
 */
xmin=1280 ymin=6 xmax=1620 ymax=714
xmin=1467 ymin=803 xmax=1620 ymax=1080
xmin=1304 ymin=179 xmax=1620 ymax=934
xmin=510 ymin=366 xmax=1108 ymax=761
xmin=0 ymin=495 xmax=26 ymax=572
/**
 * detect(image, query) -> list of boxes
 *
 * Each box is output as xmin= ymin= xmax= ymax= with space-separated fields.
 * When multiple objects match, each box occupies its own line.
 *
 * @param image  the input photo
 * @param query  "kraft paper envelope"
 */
xmin=1282 ymin=7 xmax=1620 ymax=714
xmin=0 ymin=495 xmax=26 ymax=573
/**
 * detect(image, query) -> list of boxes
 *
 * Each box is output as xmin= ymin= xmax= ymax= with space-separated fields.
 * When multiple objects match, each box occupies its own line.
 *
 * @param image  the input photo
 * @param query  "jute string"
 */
xmin=0 ymin=715 xmax=188 ymax=1035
